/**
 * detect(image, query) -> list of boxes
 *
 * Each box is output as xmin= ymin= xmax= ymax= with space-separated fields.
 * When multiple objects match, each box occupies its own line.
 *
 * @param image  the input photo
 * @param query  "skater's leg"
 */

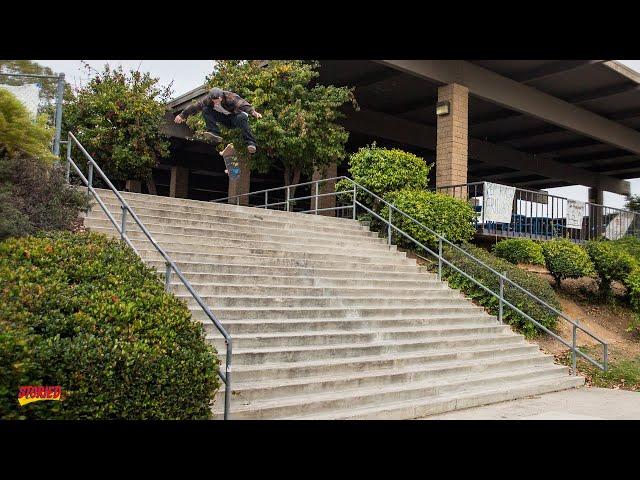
xmin=202 ymin=107 xmax=225 ymax=142
xmin=232 ymin=112 xmax=257 ymax=150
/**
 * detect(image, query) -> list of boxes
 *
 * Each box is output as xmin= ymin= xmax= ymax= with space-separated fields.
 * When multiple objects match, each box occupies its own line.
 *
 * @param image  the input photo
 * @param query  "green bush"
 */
xmin=442 ymin=242 xmax=560 ymax=337
xmin=541 ymin=238 xmax=595 ymax=287
xmin=336 ymin=144 xmax=432 ymax=210
xmin=380 ymin=189 xmax=476 ymax=250
xmin=0 ymin=153 xmax=89 ymax=240
xmin=623 ymin=268 xmax=640 ymax=334
xmin=585 ymin=240 xmax=637 ymax=296
xmin=0 ymin=232 xmax=220 ymax=419
xmin=612 ymin=236 xmax=640 ymax=263
xmin=493 ymin=238 xmax=545 ymax=266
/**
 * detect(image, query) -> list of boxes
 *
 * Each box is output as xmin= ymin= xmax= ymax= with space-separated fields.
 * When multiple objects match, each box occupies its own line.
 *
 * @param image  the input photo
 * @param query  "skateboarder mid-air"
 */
xmin=174 ymin=87 xmax=262 ymax=178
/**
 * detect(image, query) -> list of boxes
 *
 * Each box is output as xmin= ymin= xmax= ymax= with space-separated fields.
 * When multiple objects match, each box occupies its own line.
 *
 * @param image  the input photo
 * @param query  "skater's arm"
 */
xmin=229 ymin=92 xmax=261 ymax=117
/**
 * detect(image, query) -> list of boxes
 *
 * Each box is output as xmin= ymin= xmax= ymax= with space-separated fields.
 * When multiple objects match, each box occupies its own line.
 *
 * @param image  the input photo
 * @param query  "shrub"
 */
xmin=585 ymin=240 xmax=637 ymax=296
xmin=0 ymin=153 xmax=89 ymax=240
xmin=612 ymin=236 xmax=640 ymax=263
xmin=380 ymin=189 xmax=476 ymax=250
xmin=493 ymin=238 xmax=545 ymax=266
xmin=541 ymin=238 xmax=595 ymax=287
xmin=336 ymin=144 xmax=432 ymax=210
xmin=623 ymin=268 xmax=640 ymax=334
xmin=0 ymin=232 xmax=220 ymax=419
xmin=442 ymin=242 xmax=560 ymax=337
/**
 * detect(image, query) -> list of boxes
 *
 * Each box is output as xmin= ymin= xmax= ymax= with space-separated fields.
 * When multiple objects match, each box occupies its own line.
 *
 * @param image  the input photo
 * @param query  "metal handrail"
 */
xmin=216 ymin=175 xmax=609 ymax=373
xmin=65 ymin=132 xmax=233 ymax=419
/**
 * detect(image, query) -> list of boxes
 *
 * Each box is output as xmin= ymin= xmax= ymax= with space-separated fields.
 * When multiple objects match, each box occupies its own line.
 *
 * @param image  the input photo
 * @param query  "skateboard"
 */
xmin=220 ymin=143 xmax=241 ymax=179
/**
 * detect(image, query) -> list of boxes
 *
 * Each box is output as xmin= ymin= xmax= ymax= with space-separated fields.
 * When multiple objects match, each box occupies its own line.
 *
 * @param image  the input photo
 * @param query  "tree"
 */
xmin=187 ymin=60 xmax=357 ymax=189
xmin=625 ymin=194 xmax=640 ymax=213
xmin=64 ymin=64 xmax=171 ymax=186
xmin=0 ymin=60 xmax=58 ymax=119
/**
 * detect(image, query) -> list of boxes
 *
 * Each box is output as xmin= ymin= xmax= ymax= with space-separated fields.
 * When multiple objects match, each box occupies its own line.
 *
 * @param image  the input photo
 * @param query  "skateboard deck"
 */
xmin=220 ymin=143 xmax=241 ymax=179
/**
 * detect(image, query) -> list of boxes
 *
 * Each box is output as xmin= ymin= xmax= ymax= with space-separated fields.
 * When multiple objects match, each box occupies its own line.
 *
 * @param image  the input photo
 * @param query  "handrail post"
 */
xmin=224 ymin=339 xmax=232 ymax=420
xmin=388 ymin=206 xmax=392 ymax=246
xmin=264 ymin=190 xmax=268 ymax=209
xmin=286 ymin=186 xmax=290 ymax=212
xmin=53 ymin=73 xmax=65 ymax=157
xmin=499 ymin=273 xmax=505 ymax=323
xmin=572 ymin=324 xmax=577 ymax=375
xmin=236 ymin=195 xmax=240 ymax=206
xmin=87 ymin=163 xmax=94 ymax=197
xmin=65 ymin=135 xmax=72 ymax=183
xmin=164 ymin=262 xmax=172 ymax=291
xmin=120 ymin=205 xmax=127 ymax=240
xmin=603 ymin=343 xmax=608 ymax=372
xmin=315 ymin=181 xmax=319 ymax=215
xmin=438 ymin=237 xmax=443 ymax=280
xmin=352 ymin=185 xmax=357 ymax=220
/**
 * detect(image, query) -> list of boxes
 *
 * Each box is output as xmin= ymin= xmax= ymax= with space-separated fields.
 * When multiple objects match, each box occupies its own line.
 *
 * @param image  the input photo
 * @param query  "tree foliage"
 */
xmin=0 ymin=60 xmax=58 ymax=119
xmin=0 ymin=89 xmax=55 ymax=161
xmin=188 ymin=60 xmax=357 ymax=186
xmin=64 ymin=64 xmax=171 ymax=182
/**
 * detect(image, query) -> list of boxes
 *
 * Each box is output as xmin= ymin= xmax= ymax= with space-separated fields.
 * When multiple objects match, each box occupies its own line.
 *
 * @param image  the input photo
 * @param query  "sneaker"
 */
xmin=202 ymin=132 xmax=223 ymax=144
xmin=247 ymin=144 xmax=257 ymax=154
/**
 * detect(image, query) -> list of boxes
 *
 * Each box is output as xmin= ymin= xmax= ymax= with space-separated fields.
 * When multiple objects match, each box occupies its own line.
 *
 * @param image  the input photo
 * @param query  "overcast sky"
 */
xmin=34 ymin=59 xmax=640 ymax=208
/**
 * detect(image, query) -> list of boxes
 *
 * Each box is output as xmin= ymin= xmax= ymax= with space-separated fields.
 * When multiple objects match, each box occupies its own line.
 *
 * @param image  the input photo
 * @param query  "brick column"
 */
xmin=227 ymin=156 xmax=251 ymax=206
xmin=169 ymin=165 xmax=189 ymax=198
xmin=436 ymin=83 xmax=469 ymax=198
xmin=312 ymin=163 xmax=338 ymax=216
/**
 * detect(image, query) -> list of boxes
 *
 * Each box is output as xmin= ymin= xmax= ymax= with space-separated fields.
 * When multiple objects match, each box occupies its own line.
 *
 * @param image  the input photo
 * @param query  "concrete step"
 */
xmin=83 ymin=215 xmax=392 ymax=251
xmin=213 ymin=364 xmax=575 ymax=419
xmin=84 ymin=207 xmax=381 ymax=240
xmin=225 ymin=343 xmax=544 ymax=382
xmin=282 ymin=374 xmax=584 ymax=420
xmin=206 ymin=324 xmax=512 ymax=350
xmin=90 ymin=228 xmax=413 ymax=265
xmin=160 ymin=269 xmax=437 ymax=284
xmin=143 ymin=255 xmax=418 ymax=274
xmin=192 ymin=304 xmax=487 ymax=321
xmin=181 ymin=293 xmax=469 ymax=309
xmin=212 ymin=334 xmax=525 ymax=365
xmin=91 ymin=189 xmax=363 ymax=229
xmin=216 ymin=353 xmax=554 ymax=404
xmin=169 ymin=283 xmax=454 ymax=298
xmin=198 ymin=314 xmax=502 ymax=335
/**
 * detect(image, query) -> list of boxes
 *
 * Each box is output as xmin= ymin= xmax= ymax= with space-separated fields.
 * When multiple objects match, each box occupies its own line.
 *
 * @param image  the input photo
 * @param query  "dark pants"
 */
xmin=202 ymin=107 xmax=257 ymax=146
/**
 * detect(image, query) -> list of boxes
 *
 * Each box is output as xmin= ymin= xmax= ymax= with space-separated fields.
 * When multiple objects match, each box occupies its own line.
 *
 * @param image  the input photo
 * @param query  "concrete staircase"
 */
xmin=83 ymin=189 xmax=583 ymax=419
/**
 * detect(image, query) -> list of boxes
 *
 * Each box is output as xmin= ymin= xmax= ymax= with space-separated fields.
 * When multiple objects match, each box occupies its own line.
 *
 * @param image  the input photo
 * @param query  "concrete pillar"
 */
xmin=588 ymin=187 xmax=605 ymax=239
xmin=227 ymin=156 xmax=251 ymax=206
xmin=436 ymin=83 xmax=469 ymax=199
xmin=170 ymin=165 xmax=189 ymax=198
xmin=312 ymin=163 xmax=338 ymax=216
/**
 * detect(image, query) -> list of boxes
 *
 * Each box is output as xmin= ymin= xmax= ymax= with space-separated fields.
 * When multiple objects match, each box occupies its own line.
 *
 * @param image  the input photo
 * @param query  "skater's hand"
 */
xmin=252 ymin=111 xmax=262 ymax=119
xmin=174 ymin=114 xmax=185 ymax=124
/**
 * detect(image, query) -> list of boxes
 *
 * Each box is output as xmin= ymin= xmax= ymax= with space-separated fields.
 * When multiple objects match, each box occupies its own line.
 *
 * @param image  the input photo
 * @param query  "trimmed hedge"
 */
xmin=442 ymin=242 xmax=560 ymax=338
xmin=336 ymin=144 xmax=432 ymax=210
xmin=493 ymin=238 xmax=545 ymax=266
xmin=541 ymin=238 xmax=595 ymax=287
xmin=585 ymin=240 xmax=637 ymax=296
xmin=380 ymin=189 xmax=476 ymax=250
xmin=0 ymin=231 xmax=220 ymax=419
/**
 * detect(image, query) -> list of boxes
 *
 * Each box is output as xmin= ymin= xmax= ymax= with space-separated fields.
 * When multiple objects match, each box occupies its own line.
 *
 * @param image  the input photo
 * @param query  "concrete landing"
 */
xmin=420 ymin=387 xmax=640 ymax=420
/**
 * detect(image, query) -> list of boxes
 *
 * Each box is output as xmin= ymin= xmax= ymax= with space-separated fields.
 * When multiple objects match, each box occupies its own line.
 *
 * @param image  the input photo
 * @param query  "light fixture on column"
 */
xmin=436 ymin=101 xmax=450 ymax=116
